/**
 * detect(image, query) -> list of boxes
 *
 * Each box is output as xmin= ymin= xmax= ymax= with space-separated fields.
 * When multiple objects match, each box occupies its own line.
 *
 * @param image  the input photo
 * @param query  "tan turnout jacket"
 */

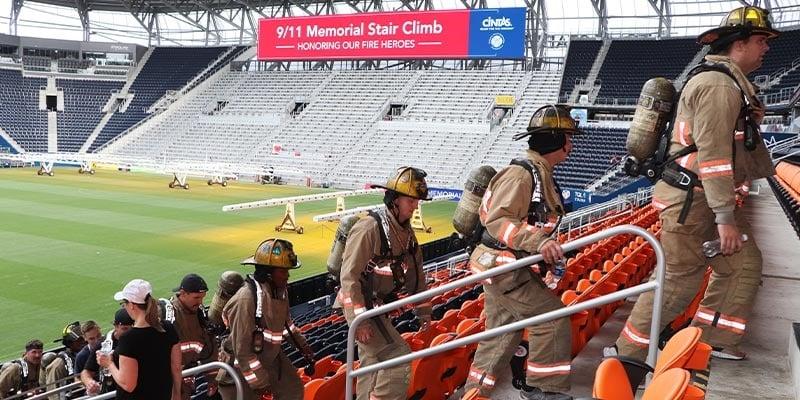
xmin=335 ymin=209 xmax=431 ymax=324
xmin=167 ymin=296 xmax=218 ymax=369
xmin=0 ymin=359 xmax=40 ymax=397
xmin=652 ymin=55 xmax=774 ymax=224
xmin=222 ymin=278 xmax=308 ymax=392
xmin=475 ymin=150 xmax=564 ymax=259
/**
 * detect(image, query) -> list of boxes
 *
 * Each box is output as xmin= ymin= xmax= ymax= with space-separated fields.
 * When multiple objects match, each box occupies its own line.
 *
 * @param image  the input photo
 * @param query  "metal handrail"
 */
xmin=16 ymin=381 xmax=82 ymax=400
xmin=345 ymin=224 xmax=665 ymax=399
xmin=80 ymin=361 xmax=243 ymax=400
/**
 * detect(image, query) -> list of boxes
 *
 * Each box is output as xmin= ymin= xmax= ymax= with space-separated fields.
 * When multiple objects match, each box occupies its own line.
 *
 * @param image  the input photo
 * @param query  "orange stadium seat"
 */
xmin=642 ymin=368 xmax=691 ymax=400
xmin=593 ymin=358 xmax=635 ymax=400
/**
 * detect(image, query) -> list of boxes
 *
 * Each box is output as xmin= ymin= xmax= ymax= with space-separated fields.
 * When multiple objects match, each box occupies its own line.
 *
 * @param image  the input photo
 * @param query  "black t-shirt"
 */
xmin=84 ymin=336 xmax=121 ymax=393
xmin=115 ymin=323 xmax=179 ymax=400
xmin=75 ymin=345 xmax=92 ymax=373
xmin=84 ymin=337 xmax=118 ymax=374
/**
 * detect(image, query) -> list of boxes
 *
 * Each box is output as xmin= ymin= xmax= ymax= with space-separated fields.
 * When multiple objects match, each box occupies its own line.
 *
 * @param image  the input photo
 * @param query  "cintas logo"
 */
xmin=481 ymin=16 xmax=513 ymax=28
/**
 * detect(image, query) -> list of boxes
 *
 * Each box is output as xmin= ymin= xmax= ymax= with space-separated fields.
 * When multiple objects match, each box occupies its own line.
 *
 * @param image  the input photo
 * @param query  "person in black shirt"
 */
xmin=81 ymin=308 xmax=133 ymax=395
xmin=98 ymin=279 xmax=181 ymax=400
xmin=75 ymin=321 xmax=102 ymax=374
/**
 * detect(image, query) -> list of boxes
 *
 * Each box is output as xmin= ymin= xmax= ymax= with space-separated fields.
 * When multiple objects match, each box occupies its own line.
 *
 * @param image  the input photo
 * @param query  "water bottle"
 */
xmin=702 ymin=234 xmax=748 ymax=258
xmin=100 ymin=338 xmax=113 ymax=355
xmin=547 ymin=260 xmax=566 ymax=290
xmin=99 ymin=338 xmax=113 ymax=377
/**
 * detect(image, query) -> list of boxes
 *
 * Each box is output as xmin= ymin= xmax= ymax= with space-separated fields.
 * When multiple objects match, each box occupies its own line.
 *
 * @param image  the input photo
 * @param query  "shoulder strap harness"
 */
xmin=662 ymin=62 xmax=756 ymax=224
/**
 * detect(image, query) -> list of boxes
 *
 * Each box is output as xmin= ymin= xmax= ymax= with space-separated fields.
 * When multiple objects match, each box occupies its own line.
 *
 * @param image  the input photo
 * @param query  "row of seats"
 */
xmin=559 ymin=40 xmax=603 ymax=100
xmin=559 ymin=29 xmax=800 ymax=107
xmin=464 ymin=326 xmax=711 ymax=400
xmin=0 ymin=69 xmax=48 ymax=152
xmin=88 ymin=46 xmax=231 ymax=152
xmin=108 ymin=69 xmax=574 ymax=189
xmin=56 ymin=78 xmax=124 ymax=152
xmin=770 ymin=161 xmax=800 ymax=238
xmin=480 ymin=71 xmax=561 ymax=169
xmin=555 ymin=126 xmax=628 ymax=189
xmin=293 ymin=204 xmax=667 ymax=400
xmin=595 ymin=38 xmax=699 ymax=101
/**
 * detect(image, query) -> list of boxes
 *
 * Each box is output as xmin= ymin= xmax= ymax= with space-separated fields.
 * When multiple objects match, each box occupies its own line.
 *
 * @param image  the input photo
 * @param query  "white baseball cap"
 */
xmin=114 ymin=279 xmax=152 ymax=304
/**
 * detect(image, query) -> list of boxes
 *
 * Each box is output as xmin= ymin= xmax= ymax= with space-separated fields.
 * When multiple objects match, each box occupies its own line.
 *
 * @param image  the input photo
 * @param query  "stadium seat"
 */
xmin=592 ymin=357 xmax=635 ymax=400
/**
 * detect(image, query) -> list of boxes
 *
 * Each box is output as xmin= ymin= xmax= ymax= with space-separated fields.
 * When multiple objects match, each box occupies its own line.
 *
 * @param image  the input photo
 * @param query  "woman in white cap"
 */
xmin=97 ymin=279 xmax=181 ymax=400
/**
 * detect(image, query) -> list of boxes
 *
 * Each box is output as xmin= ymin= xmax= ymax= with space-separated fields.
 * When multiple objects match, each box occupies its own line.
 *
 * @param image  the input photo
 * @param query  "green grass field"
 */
xmin=0 ymin=167 xmax=456 ymax=361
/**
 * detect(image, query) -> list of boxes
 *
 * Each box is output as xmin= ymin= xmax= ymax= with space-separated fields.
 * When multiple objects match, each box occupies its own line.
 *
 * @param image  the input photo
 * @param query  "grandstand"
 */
xmin=0 ymin=69 xmax=47 ymax=152
xmin=2 ymin=0 xmax=800 ymax=399
xmin=56 ymin=78 xmax=124 ymax=152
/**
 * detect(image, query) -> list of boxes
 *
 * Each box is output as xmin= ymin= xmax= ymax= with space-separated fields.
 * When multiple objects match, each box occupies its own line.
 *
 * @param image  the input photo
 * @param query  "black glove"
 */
xmin=304 ymin=362 xmax=316 ymax=376
xmin=301 ymin=346 xmax=316 ymax=376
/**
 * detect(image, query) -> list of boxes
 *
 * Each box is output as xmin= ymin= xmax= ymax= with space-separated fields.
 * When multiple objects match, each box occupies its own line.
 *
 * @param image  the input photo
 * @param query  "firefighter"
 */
xmin=219 ymin=239 xmax=313 ymax=400
xmin=162 ymin=274 xmax=218 ymax=399
xmin=45 ymin=322 xmax=86 ymax=400
xmin=608 ymin=6 xmax=779 ymax=362
xmin=0 ymin=340 xmax=44 ymax=398
xmin=335 ymin=166 xmax=433 ymax=400
xmin=465 ymin=105 xmax=580 ymax=400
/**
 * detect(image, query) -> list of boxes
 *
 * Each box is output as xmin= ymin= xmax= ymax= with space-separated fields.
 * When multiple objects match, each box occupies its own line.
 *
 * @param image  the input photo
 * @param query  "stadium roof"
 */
xmin=1 ymin=0 xmax=799 ymax=49
xmin=27 ymin=0 xmax=328 ymax=14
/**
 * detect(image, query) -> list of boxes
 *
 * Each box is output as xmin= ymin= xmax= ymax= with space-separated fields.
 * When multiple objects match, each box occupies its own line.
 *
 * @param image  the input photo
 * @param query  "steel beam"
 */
xmin=9 ymin=0 xmax=23 ymax=36
xmin=74 ymin=0 xmax=91 ymax=41
xmin=648 ymin=0 xmax=672 ymax=37
xmin=591 ymin=0 xmax=608 ymax=38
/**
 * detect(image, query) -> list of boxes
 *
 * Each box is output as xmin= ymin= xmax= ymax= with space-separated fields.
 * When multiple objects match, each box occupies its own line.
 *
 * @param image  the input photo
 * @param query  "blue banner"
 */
xmin=561 ymin=189 xmax=593 ymax=208
xmin=467 ymin=8 xmax=526 ymax=59
xmin=761 ymin=132 xmax=794 ymax=146
xmin=429 ymin=187 xmax=462 ymax=202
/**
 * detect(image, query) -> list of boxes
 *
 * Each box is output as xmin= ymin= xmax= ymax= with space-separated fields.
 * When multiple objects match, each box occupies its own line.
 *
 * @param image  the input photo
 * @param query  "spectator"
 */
xmin=160 ymin=274 xmax=218 ymax=399
xmin=0 ymin=339 xmax=43 ymax=398
xmin=45 ymin=322 xmax=86 ymax=400
xmin=81 ymin=309 xmax=134 ymax=395
xmin=75 ymin=321 xmax=102 ymax=373
xmin=97 ymin=279 xmax=181 ymax=400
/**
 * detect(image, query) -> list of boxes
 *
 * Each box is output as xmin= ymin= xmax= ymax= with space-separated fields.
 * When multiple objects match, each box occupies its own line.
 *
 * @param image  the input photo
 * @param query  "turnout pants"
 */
xmin=355 ymin=315 xmax=411 ymax=400
xmin=616 ymin=200 xmax=762 ymax=360
xmin=466 ymin=248 xmax=572 ymax=396
xmin=219 ymin=351 xmax=302 ymax=400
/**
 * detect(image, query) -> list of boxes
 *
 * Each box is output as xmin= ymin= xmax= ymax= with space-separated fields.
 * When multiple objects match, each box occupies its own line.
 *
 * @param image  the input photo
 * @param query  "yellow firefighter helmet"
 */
xmin=698 ymin=6 xmax=780 ymax=47
xmin=241 ymin=238 xmax=301 ymax=269
xmin=513 ymin=104 xmax=583 ymax=154
xmin=371 ymin=166 xmax=431 ymax=200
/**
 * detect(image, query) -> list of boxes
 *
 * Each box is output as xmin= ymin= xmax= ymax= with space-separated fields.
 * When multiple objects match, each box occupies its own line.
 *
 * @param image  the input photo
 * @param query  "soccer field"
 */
xmin=0 ymin=167 xmax=456 ymax=361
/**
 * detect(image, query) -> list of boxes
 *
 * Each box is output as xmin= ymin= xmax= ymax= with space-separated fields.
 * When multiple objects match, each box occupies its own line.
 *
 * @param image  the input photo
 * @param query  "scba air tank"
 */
xmin=452 ymin=166 xmax=497 ymax=237
xmin=326 ymin=215 xmax=360 ymax=279
xmin=208 ymin=271 xmax=244 ymax=326
xmin=626 ymin=77 xmax=676 ymax=164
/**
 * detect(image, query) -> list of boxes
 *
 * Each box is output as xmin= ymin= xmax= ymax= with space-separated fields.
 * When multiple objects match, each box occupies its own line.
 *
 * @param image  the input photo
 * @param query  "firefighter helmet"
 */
xmin=698 ymin=6 xmax=780 ymax=48
xmin=56 ymin=322 xmax=83 ymax=346
xmin=371 ymin=166 xmax=431 ymax=200
xmin=513 ymin=104 xmax=583 ymax=154
xmin=241 ymin=238 xmax=301 ymax=269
